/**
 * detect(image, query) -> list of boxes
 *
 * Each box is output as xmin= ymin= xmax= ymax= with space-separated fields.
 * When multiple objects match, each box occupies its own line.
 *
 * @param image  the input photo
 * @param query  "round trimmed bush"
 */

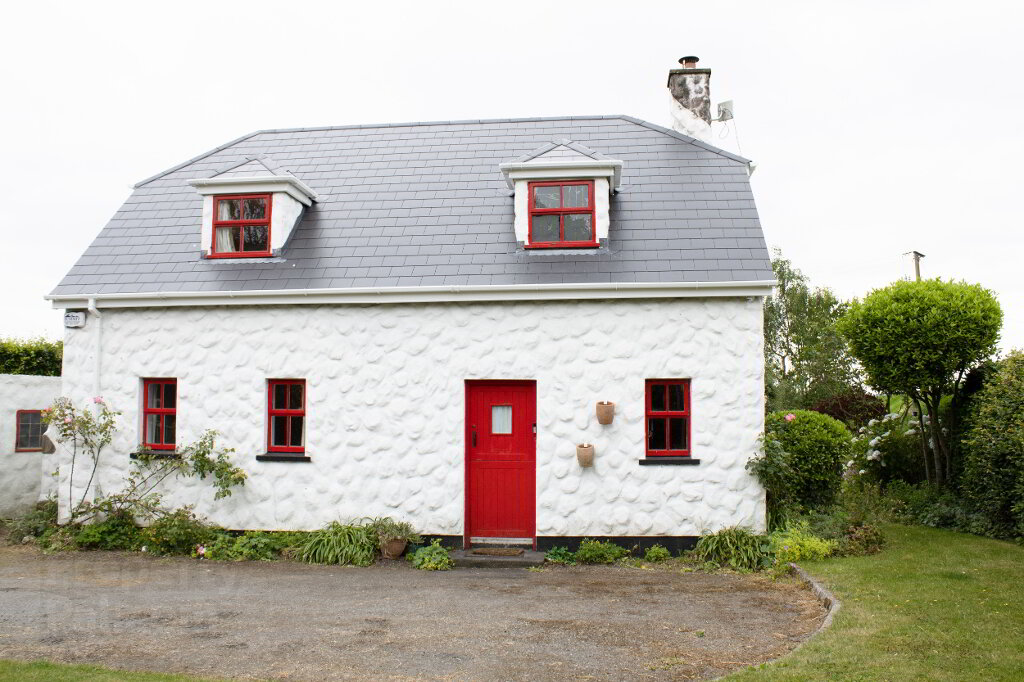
xmin=765 ymin=410 xmax=852 ymax=509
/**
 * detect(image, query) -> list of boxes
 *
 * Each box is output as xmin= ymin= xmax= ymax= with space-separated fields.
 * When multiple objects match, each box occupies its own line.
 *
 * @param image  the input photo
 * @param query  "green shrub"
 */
xmin=201 ymin=531 xmax=283 ymax=561
xmin=74 ymin=512 xmax=143 ymax=551
xmin=409 ymin=539 xmax=455 ymax=570
xmin=770 ymin=522 xmax=837 ymax=563
xmin=762 ymin=410 xmax=852 ymax=510
xmin=810 ymin=388 xmax=886 ymax=429
xmin=840 ymin=523 xmax=885 ymax=556
xmin=143 ymin=508 xmax=217 ymax=555
xmin=544 ymin=546 xmax=576 ymax=565
xmin=0 ymin=337 xmax=62 ymax=376
xmin=364 ymin=517 xmax=421 ymax=549
xmin=961 ymin=351 xmax=1024 ymax=538
xmin=693 ymin=527 xmax=772 ymax=571
xmin=574 ymin=539 xmax=628 ymax=564
xmin=5 ymin=499 xmax=58 ymax=542
xmin=299 ymin=522 xmax=377 ymax=566
xmin=643 ymin=544 xmax=672 ymax=562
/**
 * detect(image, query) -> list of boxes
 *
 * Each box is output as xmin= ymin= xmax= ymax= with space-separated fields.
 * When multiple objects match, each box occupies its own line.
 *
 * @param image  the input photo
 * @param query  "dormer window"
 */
xmin=211 ymin=194 xmax=272 ymax=257
xmin=527 ymin=180 xmax=597 ymax=248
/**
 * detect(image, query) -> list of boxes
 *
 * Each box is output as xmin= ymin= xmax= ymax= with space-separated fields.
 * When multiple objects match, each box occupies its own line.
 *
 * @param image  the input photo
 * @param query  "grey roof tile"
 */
xmin=51 ymin=116 xmax=772 ymax=296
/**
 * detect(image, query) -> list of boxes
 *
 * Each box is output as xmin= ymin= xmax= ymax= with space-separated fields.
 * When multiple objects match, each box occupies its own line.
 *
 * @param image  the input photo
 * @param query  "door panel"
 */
xmin=465 ymin=381 xmax=536 ymax=542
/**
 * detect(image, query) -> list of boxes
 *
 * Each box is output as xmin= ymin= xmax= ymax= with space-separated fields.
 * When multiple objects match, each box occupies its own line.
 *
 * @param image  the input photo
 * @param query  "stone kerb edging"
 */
xmin=789 ymin=562 xmax=841 ymax=639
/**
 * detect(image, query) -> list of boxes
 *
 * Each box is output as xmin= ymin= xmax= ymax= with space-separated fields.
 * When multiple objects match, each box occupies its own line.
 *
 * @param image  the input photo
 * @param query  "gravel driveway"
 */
xmin=0 ymin=544 xmax=824 ymax=681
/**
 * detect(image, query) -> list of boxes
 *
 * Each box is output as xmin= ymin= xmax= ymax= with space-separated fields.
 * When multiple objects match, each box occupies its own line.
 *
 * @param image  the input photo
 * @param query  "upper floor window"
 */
xmin=645 ymin=379 xmax=690 ymax=457
xmin=527 ymin=180 xmax=597 ymax=248
xmin=142 ymin=378 xmax=177 ymax=450
xmin=211 ymin=194 xmax=272 ymax=257
xmin=15 ymin=410 xmax=43 ymax=452
xmin=268 ymin=379 xmax=306 ymax=454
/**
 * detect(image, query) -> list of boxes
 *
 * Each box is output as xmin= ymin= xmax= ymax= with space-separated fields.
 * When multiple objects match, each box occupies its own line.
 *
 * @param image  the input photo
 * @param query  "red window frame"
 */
xmin=526 ymin=180 xmax=598 ymax=248
xmin=267 ymin=379 xmax=306 ymax=453
xmin=645 ymin=379 xmax=691 ymax=457
xmin=209 ymin=193 xmax=273 ymax=258
xmin=15 ymin=410 xmax=43 ymax=452
xmin=142 ymin=378 xmax=177 ymax=451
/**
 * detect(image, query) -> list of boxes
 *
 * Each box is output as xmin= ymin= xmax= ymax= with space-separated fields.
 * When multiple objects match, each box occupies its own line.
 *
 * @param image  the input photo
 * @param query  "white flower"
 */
xmin=858 ymin=427 xmax=867 ymax=434
xmin=884 ymin=413 xmax=900 ymax=421
xmin=868 ymin=419 xmax=878 ymax=426
xmin=846 ymin=460 xmax=854 ymax=467
xmin=858 ymin=469 xmax=866 ymax=475
xmin=869 ymin=437 xmax=881 ymax=447
xmin=905 ymin=428 xmax=917 ymax=435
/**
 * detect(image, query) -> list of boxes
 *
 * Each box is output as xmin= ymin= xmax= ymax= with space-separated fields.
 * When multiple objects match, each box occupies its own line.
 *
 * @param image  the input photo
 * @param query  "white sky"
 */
xmin=1 ymin=0 xmax=1021 ymax=349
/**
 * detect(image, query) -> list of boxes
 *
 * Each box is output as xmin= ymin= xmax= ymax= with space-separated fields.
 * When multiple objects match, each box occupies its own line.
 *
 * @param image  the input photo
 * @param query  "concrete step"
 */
xmin=451 ymin=549 xmax=546 ymax=568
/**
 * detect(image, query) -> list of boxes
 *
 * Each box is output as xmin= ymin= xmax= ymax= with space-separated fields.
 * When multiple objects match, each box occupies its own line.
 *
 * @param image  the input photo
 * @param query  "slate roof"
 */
xmin=50 ymin=115 xmax=773 ymax=296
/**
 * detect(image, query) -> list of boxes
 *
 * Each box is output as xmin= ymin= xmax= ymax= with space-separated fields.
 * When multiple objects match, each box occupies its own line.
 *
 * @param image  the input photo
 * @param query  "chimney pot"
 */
xmin=679 ymin=55 xmax=699 ymax=68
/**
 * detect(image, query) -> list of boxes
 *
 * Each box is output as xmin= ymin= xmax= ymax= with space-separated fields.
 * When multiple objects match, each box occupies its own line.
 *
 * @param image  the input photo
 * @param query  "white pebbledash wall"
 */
xmin=0 ymin=374 xmax=61 ymax=517
xmin=57 ymin=298 xmax=766 ymax=536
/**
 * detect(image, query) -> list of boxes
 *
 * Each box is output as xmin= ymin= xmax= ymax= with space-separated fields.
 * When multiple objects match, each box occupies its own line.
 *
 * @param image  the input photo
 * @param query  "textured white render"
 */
xmin=0 ymin=374 xmax=61 ymax=516
xmin=513 ymin=178 xmax=611 ymax=243
xmin=57 ymin=298 xmax=766 ymax=535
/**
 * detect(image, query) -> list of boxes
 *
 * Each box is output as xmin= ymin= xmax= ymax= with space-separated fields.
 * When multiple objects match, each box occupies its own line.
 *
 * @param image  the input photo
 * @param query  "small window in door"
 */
xmin=491 ymin=405 xmax=512 ymax=434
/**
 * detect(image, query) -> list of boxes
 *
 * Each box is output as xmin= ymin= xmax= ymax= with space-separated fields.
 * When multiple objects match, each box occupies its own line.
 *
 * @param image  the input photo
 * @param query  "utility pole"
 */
xmin=904 ymin=251 xmax=925 ymax=281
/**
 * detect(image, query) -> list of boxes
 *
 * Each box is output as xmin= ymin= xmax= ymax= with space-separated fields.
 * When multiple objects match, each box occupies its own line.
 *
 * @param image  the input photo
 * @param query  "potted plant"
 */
xmin=576 ymin=443 xmax=595 ymax=467
xmin=366 ymin=517 xmax=422 ymax=560
xmin=596 ymin=401 xmax=615 ymax=425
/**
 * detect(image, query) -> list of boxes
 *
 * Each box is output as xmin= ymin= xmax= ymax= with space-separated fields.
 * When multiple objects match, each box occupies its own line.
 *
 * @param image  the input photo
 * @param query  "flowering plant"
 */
xmin=848 ymin=411 xmax=928 ymax=484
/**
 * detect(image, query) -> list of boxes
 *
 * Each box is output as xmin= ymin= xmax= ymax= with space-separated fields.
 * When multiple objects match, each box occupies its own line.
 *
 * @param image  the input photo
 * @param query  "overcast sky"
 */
xmin=1 ymin=0 xmax=1021 ymax=349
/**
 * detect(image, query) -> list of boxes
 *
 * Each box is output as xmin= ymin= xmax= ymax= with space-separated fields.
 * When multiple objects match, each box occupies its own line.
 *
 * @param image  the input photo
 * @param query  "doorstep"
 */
xmin=452 ymin=549 xmax=546 ymax=569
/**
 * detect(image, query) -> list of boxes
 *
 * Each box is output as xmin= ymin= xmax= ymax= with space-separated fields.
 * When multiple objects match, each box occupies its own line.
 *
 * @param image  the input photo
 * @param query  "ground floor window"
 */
xmin=15 ymin=410 xmax=43 ymax=451
xmin=645 ymin=379 xmax=691 ymax=456
xmin=142 ymin=378 xmax=177 ymax=450
xmin=268 ymin=379 xmax=305 ymax=453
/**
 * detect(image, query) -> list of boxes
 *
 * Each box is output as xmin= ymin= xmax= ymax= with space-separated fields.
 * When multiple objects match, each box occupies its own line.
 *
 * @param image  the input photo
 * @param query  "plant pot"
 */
xmin=380 ymin=538 xmax=408 ymax=560
xmin=596 ymin=401 xmax=615 ymax=425
xmin=576 ymin=443 xmax=595 ymax=467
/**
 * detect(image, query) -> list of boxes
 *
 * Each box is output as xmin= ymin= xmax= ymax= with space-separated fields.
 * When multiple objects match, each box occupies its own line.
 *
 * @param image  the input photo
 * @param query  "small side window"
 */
xmin=526 ymin=180 xmax=597 ymax=248
xmin=645 ymin=379 xmax=690 ymax=457
xmin=15 ymin=410 xmax=43 ymax=452
xmin=210 ymin=194 xmax=272 ymax=257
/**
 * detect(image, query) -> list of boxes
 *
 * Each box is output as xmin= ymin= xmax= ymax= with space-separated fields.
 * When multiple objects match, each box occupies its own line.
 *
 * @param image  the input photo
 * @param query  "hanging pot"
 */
xmin=576 ymin=443 xmax=595 ymax=467
xmin=596 ymin=401 xmax=615 ymax=425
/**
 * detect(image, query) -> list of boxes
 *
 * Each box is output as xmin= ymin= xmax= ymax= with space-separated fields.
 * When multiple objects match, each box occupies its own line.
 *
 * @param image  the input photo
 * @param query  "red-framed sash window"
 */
xmin=526 ymin=180 xmax=598 ymax=248
xmin=267 ymin=379 xmax=305 ymax=453
xmin=210 ymin=194 xmax=272 ymax=257
xmin=142 ymin=379 xmax=177 ymax=450
xmin=15 ymin=410 xmax=43 ymax=452
xmin=645 ymin=379 xmax=691 ymax=457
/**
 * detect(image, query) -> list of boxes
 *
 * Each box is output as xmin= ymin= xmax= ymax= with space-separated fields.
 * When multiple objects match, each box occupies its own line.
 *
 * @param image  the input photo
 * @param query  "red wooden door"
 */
xmin=465 ymin=381 xmax=536 ymax=543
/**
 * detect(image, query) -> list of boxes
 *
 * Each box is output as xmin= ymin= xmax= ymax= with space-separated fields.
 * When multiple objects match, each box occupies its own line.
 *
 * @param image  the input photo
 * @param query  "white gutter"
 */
xmin=48 ymin=280 xmax=776 ymax=310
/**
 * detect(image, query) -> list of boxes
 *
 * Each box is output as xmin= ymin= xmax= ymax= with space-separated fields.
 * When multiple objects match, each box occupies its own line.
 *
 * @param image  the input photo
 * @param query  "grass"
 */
xmin=727 ymin=524 xmax=1024 ymax=681
xmin=0 ymin=660 xmax=216 ymax=681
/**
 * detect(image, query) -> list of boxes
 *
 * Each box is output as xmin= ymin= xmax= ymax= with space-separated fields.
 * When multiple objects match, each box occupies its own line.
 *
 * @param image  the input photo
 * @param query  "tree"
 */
xmin=763 ymin=251 xmax=859 ymax=411
xmin=838 ymin=279 xmax=1002 ymax=487
xmin=0 ymin=337 xmax=62 ymax=376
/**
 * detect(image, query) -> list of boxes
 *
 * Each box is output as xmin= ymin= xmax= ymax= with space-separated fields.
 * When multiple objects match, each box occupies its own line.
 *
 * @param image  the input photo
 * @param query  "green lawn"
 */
xmin=728 ymin=524 xmax=1024 ymax=681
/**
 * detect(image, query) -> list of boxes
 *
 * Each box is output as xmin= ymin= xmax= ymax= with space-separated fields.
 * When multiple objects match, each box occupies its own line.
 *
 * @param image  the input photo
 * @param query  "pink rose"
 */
xmin=785 ymin=413 xmax=796 ymax=422
xmin=64 ymin=416 xmax=72 ymax=423
xmin=92 ymin=396 xmax=105 ymax=404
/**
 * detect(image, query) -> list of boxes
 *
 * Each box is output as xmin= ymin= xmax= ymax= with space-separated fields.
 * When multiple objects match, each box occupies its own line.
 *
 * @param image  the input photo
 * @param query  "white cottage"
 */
xmin=46 ymin=59 xmax=774 ymax=550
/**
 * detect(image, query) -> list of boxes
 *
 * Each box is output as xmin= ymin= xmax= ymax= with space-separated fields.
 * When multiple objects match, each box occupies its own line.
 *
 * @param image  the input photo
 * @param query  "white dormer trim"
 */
xmin=499 ymin=158 xmax=623 ymax=191
xmin=187 ymin=175 xmax=319 ymax=206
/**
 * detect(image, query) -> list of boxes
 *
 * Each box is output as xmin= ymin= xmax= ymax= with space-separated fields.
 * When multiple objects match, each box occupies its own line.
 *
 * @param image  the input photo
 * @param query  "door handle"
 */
xmin=471 ymin=427 xmax=477 ymax=447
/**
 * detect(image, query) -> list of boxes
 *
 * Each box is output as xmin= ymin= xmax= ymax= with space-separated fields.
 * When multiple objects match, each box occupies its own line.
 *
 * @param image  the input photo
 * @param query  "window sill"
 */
xmin=638 ymin=457 xmax=701 ymax=466
xmin=256 ymin=453 xmax=311 ymax=463
xmin=15 ymin=448 xmax=43 ymax=453
xmin=130 ymin=451 xmax=182 ymax=460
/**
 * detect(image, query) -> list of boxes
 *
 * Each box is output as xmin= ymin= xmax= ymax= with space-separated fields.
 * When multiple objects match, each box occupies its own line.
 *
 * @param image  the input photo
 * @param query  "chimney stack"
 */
xmin=668 ymin=56 xmax=712 ymax=142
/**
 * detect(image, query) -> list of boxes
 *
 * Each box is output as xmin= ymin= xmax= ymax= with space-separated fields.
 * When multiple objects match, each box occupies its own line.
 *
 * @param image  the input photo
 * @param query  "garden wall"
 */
xmin=57 ymin=298 xmax=766 ymax=537
xmin=0 ymin=374 xmax=61 ymax=517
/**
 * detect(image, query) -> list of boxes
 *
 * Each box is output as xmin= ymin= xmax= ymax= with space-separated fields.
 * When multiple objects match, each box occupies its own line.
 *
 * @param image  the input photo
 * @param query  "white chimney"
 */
xmin=668 ymin=56 xmax=712 ymax=142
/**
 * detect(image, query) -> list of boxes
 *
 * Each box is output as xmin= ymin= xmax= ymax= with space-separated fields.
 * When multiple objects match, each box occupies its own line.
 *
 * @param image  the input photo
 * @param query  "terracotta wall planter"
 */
xmin=380 ymin=539 xmax=408 ymax=560
xmin=576 ymin=443 xmax=595 ymax=467
xmin=596 ymin=401 xmax=615 ymax=425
